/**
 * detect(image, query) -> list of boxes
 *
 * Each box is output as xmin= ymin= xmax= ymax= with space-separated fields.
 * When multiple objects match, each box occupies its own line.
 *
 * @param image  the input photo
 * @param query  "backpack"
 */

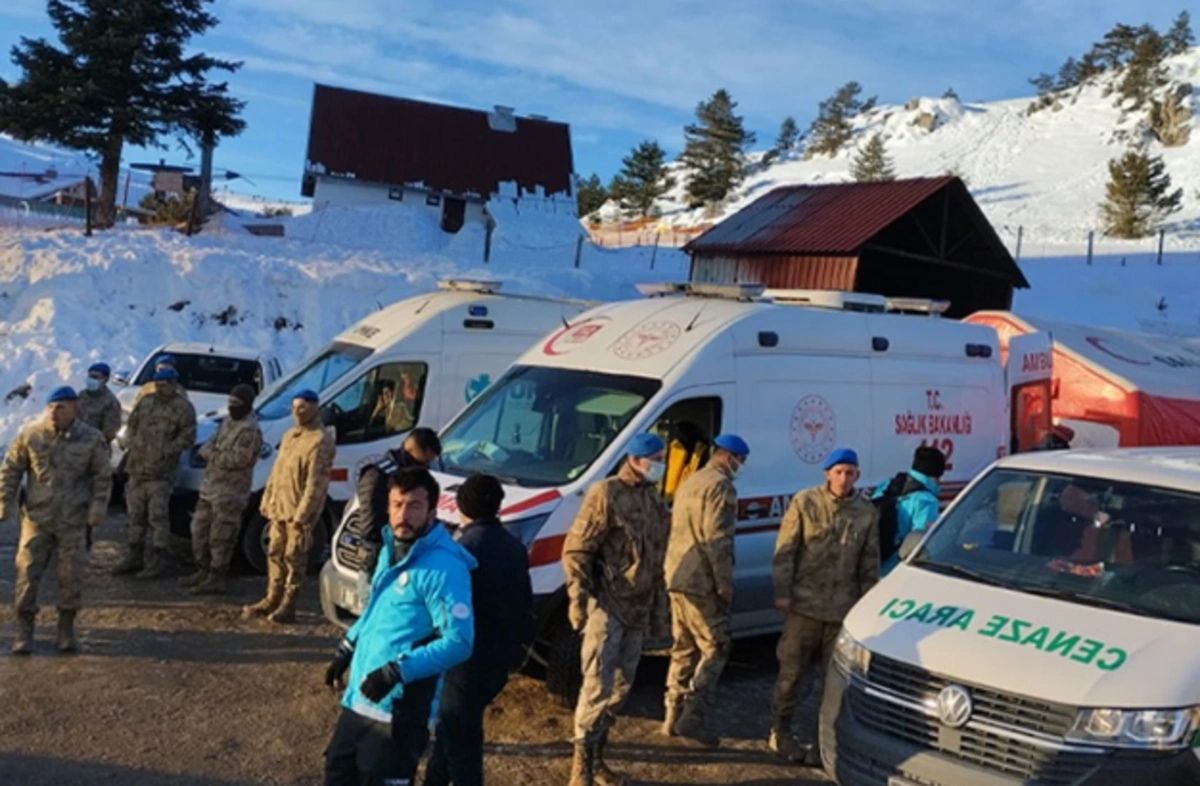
xmin=873 ymin=472 xmax=922 ymax=565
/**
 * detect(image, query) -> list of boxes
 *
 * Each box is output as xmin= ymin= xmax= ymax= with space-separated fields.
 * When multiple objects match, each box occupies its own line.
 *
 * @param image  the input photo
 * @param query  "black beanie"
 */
xmin=457 ymin=474 xmax=505 ymax=522
xmin=230 ymin=384 xmax=256 ymax=407
xmin=912 ymin=445 xmax=947 ymax=478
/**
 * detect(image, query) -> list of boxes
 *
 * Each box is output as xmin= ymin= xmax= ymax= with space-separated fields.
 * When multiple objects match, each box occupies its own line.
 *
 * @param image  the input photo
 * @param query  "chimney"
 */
xmin=487 ymin=104 xmax=517 ymax=133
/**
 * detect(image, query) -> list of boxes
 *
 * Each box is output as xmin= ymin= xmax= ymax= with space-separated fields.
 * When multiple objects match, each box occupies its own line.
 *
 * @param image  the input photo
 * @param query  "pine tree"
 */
xmin=806 ymin=81 xmax=868 ymax=158
xmin=1100 ymin=150 xmax=1183 ymax=238
xmin=1117 ymin=28 xmax=1168 ymax=108
xmin=1029 ymin=73 xmax=1057 ymax=96
xmin=1166 ymin=10 xmax=1195 ymax=56
xmin=775 ymin=116 xmax=800 ymax=153
xmin=850 ymin=134 xmax=896 ymax=182
xmin=680 ymin=89 xmax=755 ymax=207
xmin=575 ymin=174 xmax=608 ymax=218
xmin=1056 ymin=57 xmax=1082 ymax=90
xmin=1149 ymin=90 xmax=1192 ymax=146
xmin=942 ymin=87 xmax=959 ymax=101
xmin=609 ymin=140 xmax=675 ymax=217
xmin=0 ymin=0 xmax=244 ymax=228
xmin=1090 ymin=23 xmax=1142 ymax=70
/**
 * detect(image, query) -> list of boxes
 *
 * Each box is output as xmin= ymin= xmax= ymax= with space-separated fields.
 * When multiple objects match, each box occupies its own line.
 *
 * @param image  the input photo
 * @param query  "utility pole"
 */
xmin=197 ymin=131 xmax=215 ymax=227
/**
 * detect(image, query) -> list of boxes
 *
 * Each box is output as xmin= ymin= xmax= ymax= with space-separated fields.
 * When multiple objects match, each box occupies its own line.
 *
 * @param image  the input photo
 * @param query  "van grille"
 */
xmin=848 ymin=655 xmax=1102 ymax=785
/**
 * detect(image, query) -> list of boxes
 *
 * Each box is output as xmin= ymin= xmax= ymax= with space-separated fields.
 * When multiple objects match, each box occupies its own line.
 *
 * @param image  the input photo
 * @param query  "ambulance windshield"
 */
xmin=912 ymin=468 xmax=1200 ymax=625
xmin=256 ymin=343 xmax=371 ymax=421
xmin=439 ymin=365 xmax=660 ymax=488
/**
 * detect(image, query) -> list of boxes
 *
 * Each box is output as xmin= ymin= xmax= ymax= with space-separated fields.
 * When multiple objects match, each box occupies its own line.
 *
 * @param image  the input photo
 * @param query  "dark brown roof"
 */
xmin=301 ymin=84 xmax=574 ymax=199
xmin=685 ymin=178 xmax=956 ymax=254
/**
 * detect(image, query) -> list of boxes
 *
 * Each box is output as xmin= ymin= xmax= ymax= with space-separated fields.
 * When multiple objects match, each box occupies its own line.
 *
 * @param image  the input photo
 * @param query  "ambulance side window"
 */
xmin=649 ymin=397 xmax=723 ymax=501
xmin=322 ymin=362 xmax=428 ymax=445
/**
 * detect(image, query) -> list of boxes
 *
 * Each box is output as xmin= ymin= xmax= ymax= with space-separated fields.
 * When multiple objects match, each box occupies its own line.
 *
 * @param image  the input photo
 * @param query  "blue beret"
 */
xmin=293 ymin=389 xmax=320 ymax=403
xmin=714 ymin=433 xmax=750 ymax=457
xmin=47 ymin=385 xmax=78 ymax=403
xmin=153 ymin=367 xmax=179 ymax=381
xmin=823 ymin=447 xmax=859 ymax=470
xmin=88 ymin=362 xmax=111 ymax=377
xmin=627 ymin=432 xmax=665 ymax=458
xmin=154 ymin=354 xmax=176 ymax=367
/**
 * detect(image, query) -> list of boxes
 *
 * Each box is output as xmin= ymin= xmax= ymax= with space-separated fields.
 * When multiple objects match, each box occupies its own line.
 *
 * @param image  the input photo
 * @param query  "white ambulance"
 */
xmin=320 ymin=282 xmax=1052 ymax=701
xmin=174 ymin=279 xmax=591 ymax=573
xmin=823 ymin=447 xmax=1200 ymax=785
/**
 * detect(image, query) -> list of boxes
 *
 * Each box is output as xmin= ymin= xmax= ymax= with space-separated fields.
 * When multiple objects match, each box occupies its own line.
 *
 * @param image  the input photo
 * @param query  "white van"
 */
xmin=822 ymin=447 xmax=1200 ymax=785
xmin=174 ymin=279 xmax=590 ymax=573
xmin=320 ymin=283 xmax=1051 ymax=699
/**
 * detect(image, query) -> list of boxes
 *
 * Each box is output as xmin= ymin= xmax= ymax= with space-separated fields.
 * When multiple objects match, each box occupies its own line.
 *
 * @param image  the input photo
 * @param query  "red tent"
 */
xmin=967 ymin=312 xmax=1200 ymax=449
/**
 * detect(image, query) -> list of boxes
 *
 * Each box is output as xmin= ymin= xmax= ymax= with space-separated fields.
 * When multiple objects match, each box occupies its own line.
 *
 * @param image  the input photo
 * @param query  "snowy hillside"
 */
xmin=654 ymin=47 xmax=1200 ymax=250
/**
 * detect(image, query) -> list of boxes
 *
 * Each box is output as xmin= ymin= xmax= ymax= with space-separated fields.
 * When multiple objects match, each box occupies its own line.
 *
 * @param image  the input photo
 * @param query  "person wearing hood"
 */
xmin=111 ymin=367 xmax=197 ymax=579
xmin=873 ymin=445 xmax=946 ymax=576
xmin=563 ymin=432 xmax=671 ymax=786
xmin=322 ymin=467 xmax=475 ymax=786
xmin=243 ymin=389 xmax=336 ymax=623
xmin=77 ymin=362 xmax=122 ymax=444
xmin=0 ymin=387 xmax=110 ymax=654
xmin=423 ymin=473 xmax=534 ymax=786
xmin=181 ymin=384 xmax=263 ymax=595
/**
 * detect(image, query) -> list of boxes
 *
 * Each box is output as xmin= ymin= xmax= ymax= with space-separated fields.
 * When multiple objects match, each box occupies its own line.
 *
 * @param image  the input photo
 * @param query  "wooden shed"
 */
xmin=684 ymin=177 xmax=1029 ymax=318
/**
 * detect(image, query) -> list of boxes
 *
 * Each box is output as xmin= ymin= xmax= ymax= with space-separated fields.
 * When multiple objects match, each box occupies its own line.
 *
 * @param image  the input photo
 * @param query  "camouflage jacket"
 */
xmin=562 ymin=462 xmax=671 ymax=633
xmin=260 ymin=422 xmax=335 ymax=528
xmin=77 ymin=387 xmax=122 ymax=443
xmin=665 ymin=461 xmax=738 ymax=604
xmin=772 ymin=485 xmax=880 ymax=623
xmin=133 ymin=382 xmax=189 ymax=408
xmin=124 ymin=391 xmax=198 ymax=481
xmin=199 ymin=414 xmax=263 ymax=504
xmin=0 ymin=419 xmax=111 ymax=529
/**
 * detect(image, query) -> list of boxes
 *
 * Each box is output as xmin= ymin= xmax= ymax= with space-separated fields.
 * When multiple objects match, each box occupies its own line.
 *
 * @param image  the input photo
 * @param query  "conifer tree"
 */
xmin=1117 ymin=28 xmax=1168 ymax=108
xmin=610 ymin=140 xmax=674 ymax=217
xmin=806 ymin=81 xmax=869 ymax=158
xmin=1166 ymin=10 xmax=1195 ymax=56
xmin=680 ymin=89 xmax=755 ymax=207
xmin=850 ymin=134 xmax=896 ymax=182
xmin=942 ymin=87 xmax=959 ymax=101
xmin=575 ymin=174 xmax=608 ymax=218
xmin=0 ymin=0 xmax=244 ymax=227
xmin=1100 ymin=150 xmax=1183 ymax=238
xmin=775 ymin=116 xmax=800 ymax=153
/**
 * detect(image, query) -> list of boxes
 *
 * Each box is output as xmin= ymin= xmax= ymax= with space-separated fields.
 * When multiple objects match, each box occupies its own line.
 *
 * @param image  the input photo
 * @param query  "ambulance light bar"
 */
xmin=438 ymin=278 xmax=503 ymax=293
xmin=635 ymin=282 xmax=767 ymax=301
xmin=885 ymin=297 xmax=951 ymax=316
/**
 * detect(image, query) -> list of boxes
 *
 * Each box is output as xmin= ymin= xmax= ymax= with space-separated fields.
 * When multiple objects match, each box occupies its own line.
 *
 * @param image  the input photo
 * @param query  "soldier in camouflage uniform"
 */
xmin=180 ymin=384 xmax=263 ymax=595
xmin=111 ymin=367 xmax=197 ymax=579
xmin=0 ymin=387 xmax=110 ymax=654
xmin=770 ymin=447 xmax=879 ymax=766
xmin=662 ymin=433 xmax=750 ymax=746
xmin=242 ymin=389 xmax=335 ymax=624
xmin=563 ymin=432 xmax=671 ymax=786
xmin=77 ymin=362 xmax=122 ymax=444
xmin=131 ymin=354 xmax=190 ymax=409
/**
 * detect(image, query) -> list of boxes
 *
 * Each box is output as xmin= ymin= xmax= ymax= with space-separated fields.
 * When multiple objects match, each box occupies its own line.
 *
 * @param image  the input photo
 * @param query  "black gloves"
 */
xmin=324 ymin=640 xmax=354 ymax=691
xmin=360 ymin=661 xmax=402 ymax=702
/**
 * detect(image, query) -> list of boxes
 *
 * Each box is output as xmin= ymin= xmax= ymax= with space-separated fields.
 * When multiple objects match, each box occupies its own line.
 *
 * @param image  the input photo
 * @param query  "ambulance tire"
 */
xmin=545 ymin=617 xmax=583 ymax=708
xmin=239 ymin=498 xmax=330 ymax=576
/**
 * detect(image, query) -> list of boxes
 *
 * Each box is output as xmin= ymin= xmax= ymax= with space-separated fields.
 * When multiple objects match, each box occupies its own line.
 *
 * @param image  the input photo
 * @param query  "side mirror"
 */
xmin=113 ymin=371 xmax=131 ymax=387
xmin=898 ymin=531 xmax=925 ymax=561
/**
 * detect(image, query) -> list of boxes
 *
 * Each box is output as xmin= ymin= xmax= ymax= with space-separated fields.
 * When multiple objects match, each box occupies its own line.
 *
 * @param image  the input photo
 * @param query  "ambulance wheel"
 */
xmin=240 ymin=502 xmax=330 ymax=576
xmin=545 ymin=617 xmax=583 ymax=709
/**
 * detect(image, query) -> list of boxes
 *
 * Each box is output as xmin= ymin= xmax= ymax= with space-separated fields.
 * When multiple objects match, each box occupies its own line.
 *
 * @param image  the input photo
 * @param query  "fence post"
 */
xmin=84 ymin=179 xmax=93 ymax=237
xmin=1014 ymin=225 xmax=1023 ymax=261
xmin=650 ymin=233 xmax=660 ymax=270
xmin=574 ymin=234 xmax=583 ymax=269
xmin=1157 ymin=228 xmax=1165 ymax=265
xmin=483 ymin=220 xmax=493 ymax=263
xmin=1086 ymin=231 xmax=1093 ymax=265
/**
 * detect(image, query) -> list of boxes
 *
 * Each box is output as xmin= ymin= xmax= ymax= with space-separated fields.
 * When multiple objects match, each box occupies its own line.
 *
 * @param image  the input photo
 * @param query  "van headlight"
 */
xmin=1068 ymin=707 xmax=1200 ymax=749
xmin=832 ymin=628 xmax=870 ymax=679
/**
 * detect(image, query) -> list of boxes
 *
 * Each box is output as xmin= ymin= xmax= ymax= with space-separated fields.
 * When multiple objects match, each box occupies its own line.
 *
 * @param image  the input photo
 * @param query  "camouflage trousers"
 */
xmin=665 ymin=592 xmax=732 ymax=712
xmin=266 ymin=518 xmax=312 ymax=591
xmin=772 ymin=613 xmax=840 ymax=735
xmin=126 ymin=478 xmax=173 ymax=550
xmin=191 ymin=496 xmax=247 ymax=573
xmin=573 ymin=599 xmax=646 ymax=742
xmin=14 ymin=518 xmax=86 ymax=614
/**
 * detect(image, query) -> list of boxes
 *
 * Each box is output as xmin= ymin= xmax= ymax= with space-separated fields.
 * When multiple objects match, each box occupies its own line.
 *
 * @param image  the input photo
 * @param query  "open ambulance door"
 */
xmin=1007 ymin=332 xmax=1054 ymax=454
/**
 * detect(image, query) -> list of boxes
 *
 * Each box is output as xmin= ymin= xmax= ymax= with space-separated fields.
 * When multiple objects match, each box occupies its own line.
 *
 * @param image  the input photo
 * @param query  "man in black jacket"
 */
xmin=353 ymin=428 xmax=442 ymax=576
xmin=423 ymin=473 xmax=535 ymax=786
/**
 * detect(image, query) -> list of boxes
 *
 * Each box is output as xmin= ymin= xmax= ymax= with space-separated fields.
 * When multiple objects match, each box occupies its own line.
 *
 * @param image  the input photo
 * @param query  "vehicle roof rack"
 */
xmin=765 ymin=289 xmax=888 ymax=313
xmin=437 ymin=277 xmax=503 ymax=294
xmin=635 ymin=282 xmax=766 ymax=301
xmin=885 ymin=297 xmax=951 ymax=316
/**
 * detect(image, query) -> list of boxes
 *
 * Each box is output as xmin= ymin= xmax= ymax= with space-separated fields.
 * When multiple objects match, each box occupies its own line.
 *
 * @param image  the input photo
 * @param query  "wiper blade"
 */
xmin=1017 ymin=585 xmax=1141 ymax=614
xmin=911 ymin=560 xmax=1009 ymax=589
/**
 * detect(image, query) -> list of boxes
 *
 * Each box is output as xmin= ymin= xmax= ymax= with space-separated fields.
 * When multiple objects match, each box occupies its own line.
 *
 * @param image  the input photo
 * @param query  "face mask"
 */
xmin=643 ymin=460 xmax=666 ymax=484
xmin=730 ymin=460 xmax=744 ymax=480
xmin=85 ymin=378 xmax=102 ymax=392
xmin=228 ymin=402 xmax=251 ymax=420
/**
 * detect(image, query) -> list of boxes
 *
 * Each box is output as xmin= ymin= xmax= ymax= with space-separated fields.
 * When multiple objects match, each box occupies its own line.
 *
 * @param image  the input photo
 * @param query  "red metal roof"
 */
xmin=301 ymin=84 xmax=574 ymax=199
xmin=684 ymin=178 xmax=956 ymax=255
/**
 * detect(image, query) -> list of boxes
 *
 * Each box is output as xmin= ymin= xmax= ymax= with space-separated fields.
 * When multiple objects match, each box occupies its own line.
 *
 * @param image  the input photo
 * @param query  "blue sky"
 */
xmin=0 ymin=0 xmax=1190 ymax=201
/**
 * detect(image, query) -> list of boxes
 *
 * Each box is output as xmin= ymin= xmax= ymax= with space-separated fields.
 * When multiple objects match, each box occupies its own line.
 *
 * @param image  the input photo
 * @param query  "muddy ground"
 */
xmin=0 ymin=512 xmax=831 ymax=785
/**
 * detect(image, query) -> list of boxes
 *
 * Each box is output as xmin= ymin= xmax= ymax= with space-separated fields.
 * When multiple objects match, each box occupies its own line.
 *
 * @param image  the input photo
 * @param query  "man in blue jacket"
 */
xmin=323 ymin=467 xmax=476 ymax=786
xmin=874 ymin=445 xmax=945 ymax=575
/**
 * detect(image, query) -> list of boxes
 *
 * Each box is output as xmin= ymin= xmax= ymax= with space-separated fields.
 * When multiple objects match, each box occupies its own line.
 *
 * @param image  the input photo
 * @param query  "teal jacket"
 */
xmin=874 ymin=469 xmax=941 ymax=576
xmin=341 ymin=522 xmax=477 ymax=723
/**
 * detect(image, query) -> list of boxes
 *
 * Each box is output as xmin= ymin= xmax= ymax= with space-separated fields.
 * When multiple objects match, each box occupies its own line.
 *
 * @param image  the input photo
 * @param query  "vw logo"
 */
xmin=935 ymin=685 xmax=973 ymax=728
